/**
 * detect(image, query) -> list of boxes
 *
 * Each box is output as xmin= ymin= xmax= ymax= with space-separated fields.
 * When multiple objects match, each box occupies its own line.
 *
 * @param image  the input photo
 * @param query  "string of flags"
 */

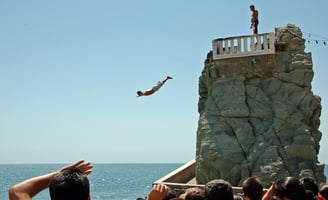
xmin=303 ymin=31 xmax=327 ymax=47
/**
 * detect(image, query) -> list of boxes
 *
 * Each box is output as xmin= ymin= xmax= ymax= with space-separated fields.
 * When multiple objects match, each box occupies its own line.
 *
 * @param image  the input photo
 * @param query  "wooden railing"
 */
xmin=153 ymin=160 xmax=196 ymax=185
xmin=212 ymin=32 xmax=275 ymax=60
xmin=153 ymin=159 xmax=244 ymax=193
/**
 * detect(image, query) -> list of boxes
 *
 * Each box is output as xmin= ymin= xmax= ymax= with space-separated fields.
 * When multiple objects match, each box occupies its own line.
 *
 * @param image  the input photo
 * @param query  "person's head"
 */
xmin=205 ymin=179 xmax=233 ymax=200
xmin=275 ymin=176 xmax=315 ymax=200
xmin=49 ymin=169 xmax=90 ymax=200
xmin=250 ymin=5 xmax=255 ymax=11
xmin=319 ymin=184 xmax=328 ymax=200
xmin=162 ymin=186 xmax=177 ymax=200
xmin=242 ymin=177 xmax=263 ymax=200
xmin=300 ymin=177 xmax=318 ymax=196
xmin=183 ymin=187 xmax=205 ymax=200
xmin=137 ymin=91 xmax=143 ymax=96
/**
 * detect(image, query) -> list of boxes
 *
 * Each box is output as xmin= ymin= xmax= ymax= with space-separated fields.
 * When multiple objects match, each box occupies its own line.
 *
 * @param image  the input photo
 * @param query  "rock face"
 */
xmin=196 ymin=24 xmax=326 ymax=187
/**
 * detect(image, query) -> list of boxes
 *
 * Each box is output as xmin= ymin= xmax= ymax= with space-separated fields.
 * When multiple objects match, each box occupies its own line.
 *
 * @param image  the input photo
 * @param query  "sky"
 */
xmin=1 ymin=0 xmax=328 ymax=164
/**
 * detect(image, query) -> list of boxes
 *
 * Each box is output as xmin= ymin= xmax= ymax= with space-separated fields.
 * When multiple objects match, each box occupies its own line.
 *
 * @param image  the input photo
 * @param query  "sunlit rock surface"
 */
xmin=196 ymin=24 xmax=326 ymax=187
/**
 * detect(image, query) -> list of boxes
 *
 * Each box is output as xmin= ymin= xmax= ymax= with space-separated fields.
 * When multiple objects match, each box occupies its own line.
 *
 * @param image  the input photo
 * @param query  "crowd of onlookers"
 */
xmin=7 ymin=160 xmax=328 ymax=200
xmin=140 ymin=176 xmax=328 ymax=200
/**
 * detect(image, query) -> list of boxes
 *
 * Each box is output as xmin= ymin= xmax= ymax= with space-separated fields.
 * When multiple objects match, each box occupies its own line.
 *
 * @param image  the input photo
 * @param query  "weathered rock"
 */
xmin=196 ymin=24 xmax=326 ymax=187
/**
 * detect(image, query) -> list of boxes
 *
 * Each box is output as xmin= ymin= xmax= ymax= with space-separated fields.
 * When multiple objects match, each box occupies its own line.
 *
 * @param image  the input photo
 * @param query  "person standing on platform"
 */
xmin=250 ymin=5 xmax=259 ymax=34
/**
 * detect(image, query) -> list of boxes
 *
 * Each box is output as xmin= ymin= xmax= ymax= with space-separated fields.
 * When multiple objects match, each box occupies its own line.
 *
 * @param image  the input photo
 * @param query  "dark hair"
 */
xmin=300 ymin=177 xmax=318 ymax=195
xmin=137 ymin=91 xmax=142 ymax=95
xmin=275 ymin=177 xmax=315 ymax=200
xmin=205 ymin=179 xmax=233 ymax=200
xmin=185 ymin=187 xmax=205 ymax=200
xmin=49 ymin=169 xmax=90 ymax=200
xmin=319 ymin=184 xmax=328 ymax=199
xmin=162 ymin=186 xmax=177 ymax=200
xmin=242 ymin=177 xmax=263 ymax=200
xmin=250 ymin=5 xmax=255 ymax=8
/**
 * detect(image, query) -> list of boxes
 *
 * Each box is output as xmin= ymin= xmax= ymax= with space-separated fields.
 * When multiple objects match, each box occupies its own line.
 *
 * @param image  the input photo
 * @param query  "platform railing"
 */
xmin=212 ymin=32 xmax=275 ymax=60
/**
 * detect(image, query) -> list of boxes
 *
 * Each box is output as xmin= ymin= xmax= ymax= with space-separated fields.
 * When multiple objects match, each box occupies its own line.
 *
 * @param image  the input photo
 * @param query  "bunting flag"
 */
xmin=303 ymin=31 xmax=328 ymax=47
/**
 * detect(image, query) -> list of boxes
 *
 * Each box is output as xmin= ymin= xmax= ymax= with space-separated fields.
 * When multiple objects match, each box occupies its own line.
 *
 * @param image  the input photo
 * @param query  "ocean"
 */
xmin=1 ymin=163 xmax=327 ymax=200
xmin=0 ymin=163 xmax=181 ymax=200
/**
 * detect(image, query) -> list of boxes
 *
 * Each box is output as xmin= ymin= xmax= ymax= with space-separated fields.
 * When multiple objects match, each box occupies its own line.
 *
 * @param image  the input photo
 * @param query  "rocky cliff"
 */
xmin=195 ymin=24 xmax=326 ymax=187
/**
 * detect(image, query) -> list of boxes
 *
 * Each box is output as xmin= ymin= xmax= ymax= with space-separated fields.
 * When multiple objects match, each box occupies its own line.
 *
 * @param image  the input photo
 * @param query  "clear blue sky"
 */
xmin=1 ymin=0 xmax=328 ymax=164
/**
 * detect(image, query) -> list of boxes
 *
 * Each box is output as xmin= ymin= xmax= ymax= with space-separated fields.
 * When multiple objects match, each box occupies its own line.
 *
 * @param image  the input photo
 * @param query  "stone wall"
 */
xmin=196 ymin=24 xmax=326 ymax=187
